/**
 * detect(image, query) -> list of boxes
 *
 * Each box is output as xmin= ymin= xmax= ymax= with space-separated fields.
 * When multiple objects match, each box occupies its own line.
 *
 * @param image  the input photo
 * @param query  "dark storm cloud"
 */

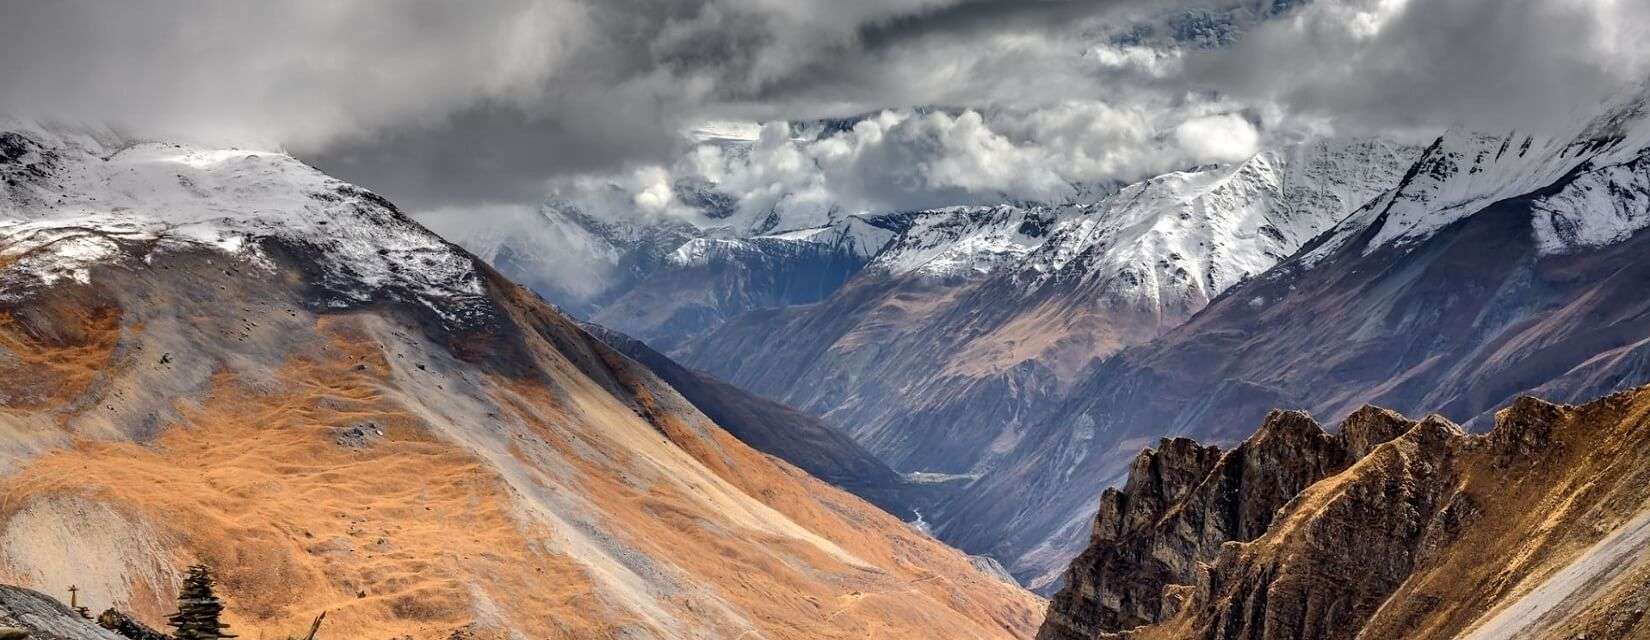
xmin=857 ymin=0 xmax=1140 ymax=48
xmin=1188 ymin=0 xmax=1650 ymax=135
xmin=0 ymin=1 xmax=587 ymax=149
xmin=302 ymin=105 xmax=682 ymax=209
xmin=2 ymin=0 xmax=1647 ymax=212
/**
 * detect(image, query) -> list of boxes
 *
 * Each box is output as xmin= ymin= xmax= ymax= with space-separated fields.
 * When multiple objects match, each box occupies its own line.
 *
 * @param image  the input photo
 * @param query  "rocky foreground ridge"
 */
xmin=1039 ymin=385 xmax=1650 ymax=639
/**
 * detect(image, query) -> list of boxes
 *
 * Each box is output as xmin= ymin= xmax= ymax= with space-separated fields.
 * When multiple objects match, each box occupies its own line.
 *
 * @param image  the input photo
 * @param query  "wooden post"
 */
xmin=67 ymin=585 xmax=90 ymax=618
xmin=302 ymin=611 xmax=325 ymax=640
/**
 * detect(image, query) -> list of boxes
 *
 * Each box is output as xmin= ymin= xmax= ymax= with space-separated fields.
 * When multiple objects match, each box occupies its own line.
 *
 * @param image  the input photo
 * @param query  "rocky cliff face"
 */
xmin=1037 ymin=408 xmax=1411 ymax=638
xmin=1042 ymin=386 xmax=1650 ymax=640
xmin=0 ymin=125 xmax=1043 ymax=639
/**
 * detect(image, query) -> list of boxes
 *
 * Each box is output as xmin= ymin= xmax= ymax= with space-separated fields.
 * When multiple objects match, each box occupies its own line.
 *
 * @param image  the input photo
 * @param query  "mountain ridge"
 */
xmin=941 ymin=88 xmax=1650 ymax=592
xmin=680 ymin=137 xmax=1418 ymax=478
xmin=0 ymin=124 xmax=1044 ymax=639
xmin=1039 ymin=384 xmax=1650 ymax=639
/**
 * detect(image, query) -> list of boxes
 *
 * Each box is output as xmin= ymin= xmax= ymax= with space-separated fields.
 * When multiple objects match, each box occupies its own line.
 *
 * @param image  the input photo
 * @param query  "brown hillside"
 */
xmin=0 ymin=240 xmax=1043 ymax=639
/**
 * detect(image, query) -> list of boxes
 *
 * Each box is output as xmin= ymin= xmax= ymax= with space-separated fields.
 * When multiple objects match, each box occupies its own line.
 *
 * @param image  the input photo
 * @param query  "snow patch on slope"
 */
xmin=1532 ymin=150 xmax=1650 ymax=255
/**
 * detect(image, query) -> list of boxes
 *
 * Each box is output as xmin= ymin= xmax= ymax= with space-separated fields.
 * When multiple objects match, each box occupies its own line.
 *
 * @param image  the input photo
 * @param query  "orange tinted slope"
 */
xmin=0 ymin=300 xmax=1041 ymax=639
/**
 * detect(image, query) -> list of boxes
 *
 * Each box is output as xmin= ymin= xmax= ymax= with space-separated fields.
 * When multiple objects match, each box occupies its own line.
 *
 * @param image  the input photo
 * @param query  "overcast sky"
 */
xmin=3 ymin=0 xmax=1647 ymax=219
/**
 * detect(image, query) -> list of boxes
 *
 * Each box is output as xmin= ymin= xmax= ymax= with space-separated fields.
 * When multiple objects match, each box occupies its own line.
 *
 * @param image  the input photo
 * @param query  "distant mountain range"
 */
xmin=466 ymin=133 xmax=1419 ymax=586
xmin=681 ymin=137 xmax=1419 ymax=483
xmin=459 ymin=83 xmax=1650 ymax=602
xmin=943 ymin=85 xmax=1650 ymax=591
xmin=429 ymin=200 xmax=906 ymax=353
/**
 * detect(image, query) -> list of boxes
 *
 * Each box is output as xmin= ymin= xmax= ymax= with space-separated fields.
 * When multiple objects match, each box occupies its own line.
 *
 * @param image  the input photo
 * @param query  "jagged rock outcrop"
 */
xmin=1037 ymin=407 xmax=1410 ymax=639
xmin=1041 ymin=386 xmax=1650 ymax=640
xmin=1182 ymin=415 xmax=1466 ymax=640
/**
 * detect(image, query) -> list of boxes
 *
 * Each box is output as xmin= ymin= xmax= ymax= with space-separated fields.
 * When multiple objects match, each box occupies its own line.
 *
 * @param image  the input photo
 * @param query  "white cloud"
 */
xmin=631 ymin=167 xmax=681 ymax=215
xmin=1174 ymin=114 xmax=1261 ymax=163
xmin=543 ymin=100 xmax=1270 ymax=235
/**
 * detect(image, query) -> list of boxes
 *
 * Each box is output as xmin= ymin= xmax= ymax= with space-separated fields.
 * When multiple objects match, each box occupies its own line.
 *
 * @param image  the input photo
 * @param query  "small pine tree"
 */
xmin=168 ymin=564 xmax=236 ymax=640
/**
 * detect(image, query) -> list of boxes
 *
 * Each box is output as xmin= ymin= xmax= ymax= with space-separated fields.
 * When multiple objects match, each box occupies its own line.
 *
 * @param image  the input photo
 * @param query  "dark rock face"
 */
xmin=1190 ymin=416 xmax=1465 ymax=640
xmin=0 ymin=131 xmax=62 ymax=194
xmin=1043 ymin=385 xmax=1650 ymax=640
xmin=1040 ymin=438 xmax=1221 ymax=637
xmin=1037 ymin=408 xmax=1409 ymax=639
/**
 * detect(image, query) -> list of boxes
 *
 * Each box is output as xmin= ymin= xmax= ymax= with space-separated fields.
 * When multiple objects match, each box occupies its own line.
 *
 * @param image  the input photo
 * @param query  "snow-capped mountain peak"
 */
xmin=866 ymin=205 xmax=1056 ymax=279
xmin=861 ymin=137 xmax=1419 ymax=315
xmin=669 ymin=213 xmax=902 ymax=268
xmin=0 ymin=124 xmax=487 ymax=324
xmin=1303 ymin=83 xmax=1650 ymax=264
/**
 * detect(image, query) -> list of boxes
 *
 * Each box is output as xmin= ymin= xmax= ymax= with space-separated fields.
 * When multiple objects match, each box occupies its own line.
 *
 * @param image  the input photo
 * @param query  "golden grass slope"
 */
xmin=0 ymin=251 xmax=1043 ymax=640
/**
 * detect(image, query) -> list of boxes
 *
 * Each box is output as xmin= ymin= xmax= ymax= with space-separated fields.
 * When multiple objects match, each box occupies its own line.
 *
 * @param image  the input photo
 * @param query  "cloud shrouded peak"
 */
xmin=532 ymin=102 xmax=1266 ymax=238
